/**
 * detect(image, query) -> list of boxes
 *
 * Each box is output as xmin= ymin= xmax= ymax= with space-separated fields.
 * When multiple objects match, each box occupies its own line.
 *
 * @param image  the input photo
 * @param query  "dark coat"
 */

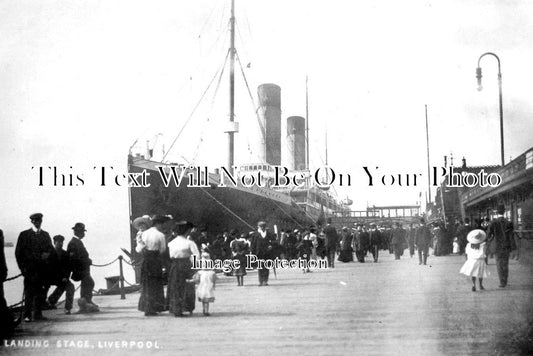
xmin=368 ymin=229 xmax=381 ymax=247
xmin=67 ymin=237 xmax=92 ymax=281
xmin=391 ymin=228 xmax=406 ymax=245
xmin=487 ymin=217 xmax=515 ymax=253
xmin=356 ymin=231 xmax=370 ymax=251
xmin=50 ymin=248 xmax=71 ymax=284
xmin=15 ymin=228 xmax=54 ymax=276
xmin=250 ymin=230 xmax=276 ymax=259
xmin=323 ymin=225 xmax=339 ymax=250
xmin=415 ymin=226 xmax=432 ymax=248
xmin=0 ymin=230 xmax=6 ymax=282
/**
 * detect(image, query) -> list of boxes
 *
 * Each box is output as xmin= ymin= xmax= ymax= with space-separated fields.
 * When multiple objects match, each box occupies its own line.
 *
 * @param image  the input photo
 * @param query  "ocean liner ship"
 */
xmin=127 ymin=0 xmax=347 ymax=250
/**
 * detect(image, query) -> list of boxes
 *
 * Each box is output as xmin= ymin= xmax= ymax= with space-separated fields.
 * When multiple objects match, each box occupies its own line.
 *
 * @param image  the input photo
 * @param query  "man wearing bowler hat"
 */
xmin=67 ymin=222 xmax=98 ymax=312
xmin=250 ymin=221 xmax=276 ymax=286
xmin=15 ymin=213 xmax=55 ymax=321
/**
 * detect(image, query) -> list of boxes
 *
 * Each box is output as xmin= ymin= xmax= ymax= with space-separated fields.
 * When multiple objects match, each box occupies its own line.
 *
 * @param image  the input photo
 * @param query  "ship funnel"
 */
xmin=286 ymin=116 xmax=306 ymax=170
xmin=257 ymin=84 xmax=281 ymax=165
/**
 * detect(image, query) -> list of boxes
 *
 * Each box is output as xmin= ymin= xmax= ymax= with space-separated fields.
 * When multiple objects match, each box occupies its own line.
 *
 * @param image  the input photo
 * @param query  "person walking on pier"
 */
xmin=338 ymin=227 xmax=353 ymax=263
xmin=368 ymin=223 xmax=381 ymax=262
xmin=193 ymin=252 xmax=217 ymax=316
xmin=487 ymin=205 xmax=516 ymax=288
xmin=407 ymin=224 xmax=416 ymax=258
xmin=47 ymin=235 xmax=74 ymax=314
xmin=355 ymin=225 xmax=369 ymax=263
xmin=460 ymin=229 xmax=488 ymax=291
xmin=390 ymin=223 xmax=406 ymax=260
xmin=251 ymin=221 xmax=276 ymax=286
xmin=415 ymin=219 xmax=431 ymax=265
xmin=167 ymin=220 xmax=199 ymax=316
xmin=230 ymin=233 xmax=249 ymax=286
xmin=15 ymin=213 xmax=55 ymax=322
xmin=323 ymin=218 xmax=338 ymax=268
xmin=136 ymin=215 xmax=167 ymax=316
xmin=67 ymin=222 xmax=98 ymax=313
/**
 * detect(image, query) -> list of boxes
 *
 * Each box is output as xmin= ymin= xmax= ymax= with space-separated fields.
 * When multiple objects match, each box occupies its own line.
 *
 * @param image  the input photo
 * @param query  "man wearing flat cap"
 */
xmin=67 ymin=222 xmax=98 ymax=312
xmin=15 ymin=213 xmax=55 ymax=321
xmin=250 ymin=221 xmax=276 ymax=286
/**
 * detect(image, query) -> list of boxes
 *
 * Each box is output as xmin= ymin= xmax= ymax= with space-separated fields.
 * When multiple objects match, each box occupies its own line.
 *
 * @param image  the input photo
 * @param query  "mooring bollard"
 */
xmin=119 ymin=255 xmax=126 ymax=300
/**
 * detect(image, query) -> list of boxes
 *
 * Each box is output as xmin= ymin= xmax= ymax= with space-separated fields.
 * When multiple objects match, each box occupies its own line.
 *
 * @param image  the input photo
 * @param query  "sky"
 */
xmin=1 ymin=0 xmax=532 ymax=268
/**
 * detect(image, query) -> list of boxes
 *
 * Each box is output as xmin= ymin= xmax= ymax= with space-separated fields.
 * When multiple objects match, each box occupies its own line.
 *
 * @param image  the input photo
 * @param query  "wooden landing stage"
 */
xmin=4 ymin=253 xmax=533 ymax=355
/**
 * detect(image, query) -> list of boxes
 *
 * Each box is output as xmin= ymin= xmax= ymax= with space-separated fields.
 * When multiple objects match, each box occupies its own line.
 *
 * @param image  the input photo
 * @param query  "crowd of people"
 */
xmin=0 ymin=213 xmax=98 ymax=339
xmin=0 ymin=206 xmax=517 ymax=338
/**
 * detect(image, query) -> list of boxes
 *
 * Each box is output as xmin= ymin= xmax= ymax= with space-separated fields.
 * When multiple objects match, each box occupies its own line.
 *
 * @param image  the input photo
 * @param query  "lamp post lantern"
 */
xmin=476 ymin=52 xmax=504 ymax=166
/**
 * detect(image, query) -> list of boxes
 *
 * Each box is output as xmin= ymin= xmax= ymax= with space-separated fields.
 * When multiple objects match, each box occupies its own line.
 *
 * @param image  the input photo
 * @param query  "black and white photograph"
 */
xmin=1 ymin=0 xmax=532 ymax=354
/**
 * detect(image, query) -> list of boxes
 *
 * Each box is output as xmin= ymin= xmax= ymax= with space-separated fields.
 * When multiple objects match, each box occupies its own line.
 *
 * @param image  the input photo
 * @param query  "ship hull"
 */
xmin=128 ymin=156 xmax=315 ymax=249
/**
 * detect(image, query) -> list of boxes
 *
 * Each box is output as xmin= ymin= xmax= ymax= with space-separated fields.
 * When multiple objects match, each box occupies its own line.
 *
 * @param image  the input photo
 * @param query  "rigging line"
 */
xmin=198 ymin=188 xmax=255 ymax=230
xmin=235 ymin=51 xmax=266 ymax=143
xmin=235 ymin=21 xmax=250 ymax=61
xmin=129 ymin=25 xmax=229 ymax=155
xmin=219 ymin=0 xmax=228 ymax=29
xmin=197 ymin=0 xmax=221 ymax=39
xmin=262 ymin=192 xmax=306 ymax=229
xmin=243 ymin=5 xmax=253 ymax=39
xmin=190 ymin=52 xmax=229 ymax=165
xmin=163 ymin=48 xmax=231 ymax=161
xmin=174 ymin=154 xmax=254 ymax=230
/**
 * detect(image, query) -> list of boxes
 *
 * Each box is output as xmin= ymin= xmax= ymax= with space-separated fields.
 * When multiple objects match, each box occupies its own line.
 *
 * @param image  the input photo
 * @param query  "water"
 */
xmin=3 ymin=246 xmax=136 ymax=307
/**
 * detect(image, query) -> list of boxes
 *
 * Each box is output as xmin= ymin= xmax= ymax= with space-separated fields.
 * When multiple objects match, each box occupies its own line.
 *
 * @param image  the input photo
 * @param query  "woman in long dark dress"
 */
xmin=166 ymin=221 xmax=200 ymax=317
xmin=338 ymin=227 xmax=354 ymax=262
xmin=135 ymin=215 xmax=168 ymax=316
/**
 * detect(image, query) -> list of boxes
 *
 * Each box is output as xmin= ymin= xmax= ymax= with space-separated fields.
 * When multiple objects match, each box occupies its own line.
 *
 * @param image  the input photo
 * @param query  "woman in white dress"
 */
xmin=459 ymin=229 xmax=489 ymax=292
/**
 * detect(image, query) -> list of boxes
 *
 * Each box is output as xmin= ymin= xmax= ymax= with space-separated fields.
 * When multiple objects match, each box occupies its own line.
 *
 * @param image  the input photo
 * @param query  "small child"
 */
xmin=194 ymin=252 xmax=217 ymax=316
xmin=452 ymin=237 xmax=460 ymax=254
xmin=460 ymin=229 xmax=489 ymax=291
xmin=230 ymin=233 xmax=249 ymax=286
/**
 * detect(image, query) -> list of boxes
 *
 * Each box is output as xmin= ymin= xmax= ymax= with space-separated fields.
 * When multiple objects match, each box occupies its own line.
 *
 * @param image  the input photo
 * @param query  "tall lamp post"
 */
xmin=476 ymin=52 xmax=504 ymax=166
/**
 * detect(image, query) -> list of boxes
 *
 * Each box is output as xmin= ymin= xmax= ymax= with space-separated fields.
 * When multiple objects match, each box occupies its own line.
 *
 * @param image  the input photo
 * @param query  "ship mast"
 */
xmin=227 ymin=0 xmax=236 ymax=172
xmin=305 ymin=76 xmax=310 ymax=171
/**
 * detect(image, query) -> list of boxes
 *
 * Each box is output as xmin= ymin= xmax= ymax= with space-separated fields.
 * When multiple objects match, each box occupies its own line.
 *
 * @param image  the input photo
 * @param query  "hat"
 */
xmin=293 ymin=229 xmax=299 ymax=233
xmin=53 ymin=235 xmax=65 ymax=242
xmin=175 ymin=220 xmax=193 ymax=227
xmin=467 ymin=229 xmax=487 ymax=244
xmin=257 ymin=221 xmax=267 ymax=227
xmin=152 ymin=215 xmax=171 ymax=224
xmin=133 ymin=215 xmax=152 ymax=230
xmin=72 ymin=222 xmax=86 ymax=231
xmin=30 ymin=213 xmax=43 ymax=220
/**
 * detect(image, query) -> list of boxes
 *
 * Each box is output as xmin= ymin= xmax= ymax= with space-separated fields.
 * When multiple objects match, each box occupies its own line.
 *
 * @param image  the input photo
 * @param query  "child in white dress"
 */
xmin=460 ymin=229 xmax=489 ymax=291
xmin=194 ymin=252 xmax=217 ymax=316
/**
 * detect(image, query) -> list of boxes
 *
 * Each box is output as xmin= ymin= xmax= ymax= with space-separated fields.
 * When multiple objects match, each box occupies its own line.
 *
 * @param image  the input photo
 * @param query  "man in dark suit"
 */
xmin=368 ymin=223 xmax=382 ymax=263
xmin=250 ymin=221 xmax=276 ymax=286
xmin=47 ymin=235 xmax=74 ymax=314
xmin=323 ymin=218 xmax=338 ymax=268
xmin=15 ymin=213 xmax=55 ymax=322
xmin=487 ymin=205 xmax=516 ymax=288
xmin=415 ymin=219 xmax=432 ymax=265
xmin=67 ymin=222 xmax=98 ymax=312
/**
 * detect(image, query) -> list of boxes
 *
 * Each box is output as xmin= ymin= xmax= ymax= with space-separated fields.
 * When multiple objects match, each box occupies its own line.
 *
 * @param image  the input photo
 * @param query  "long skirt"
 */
xmin=338 ymin=248 xmax=353 ymax=262
xmin=167 ymin=258 xmax=195 ymax=315
xmin=138 ymin=250 xmax=166 ymax=313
